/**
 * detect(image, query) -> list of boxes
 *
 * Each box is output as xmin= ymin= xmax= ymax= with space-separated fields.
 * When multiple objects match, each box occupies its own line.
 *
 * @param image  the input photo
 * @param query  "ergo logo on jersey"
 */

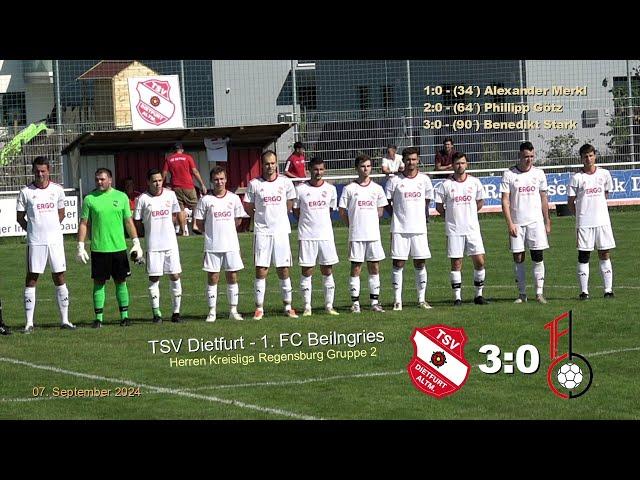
xmin=404 ymin=192 xmax=422 ymax=198
xmin=585 ymin=187 xmax=602 ymax=195
xmin=37 ymin=202 xmax=55 ymax=210
xmin=518 ymin=185 xmax=537 ymax=193
xmin=357 ymin=200 xmax=374 ymax=207
xmin=151 ymin=209 xmax=170 ymax=217
xmin=308 ymin=200 xmax=327 ymax=207
xmin=263 ymin=195 xmax=282 ymax=202
xmin=214 ymin=211 xmax=232 ymax=218
xmin=453 ymin=195 xmax=472 ymax=202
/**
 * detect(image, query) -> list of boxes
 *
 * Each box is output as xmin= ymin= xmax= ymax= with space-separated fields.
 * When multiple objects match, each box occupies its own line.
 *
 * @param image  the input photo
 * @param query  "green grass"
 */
xmin=1 ymin=210 xmax=639 ymax=419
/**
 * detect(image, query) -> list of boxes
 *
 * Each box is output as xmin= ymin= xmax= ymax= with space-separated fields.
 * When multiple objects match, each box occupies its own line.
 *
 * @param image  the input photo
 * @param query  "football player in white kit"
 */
xmin=293 ymin=158 xmax=340 ymax=316
xmin=134 ymin=168 xmax=184 ymax=323
xmin=195 ymin=166 xmax=249 ymax=322
xmin=384 ymin=147 xmax=434 ymax=310
xmin=568 ymin=143 xmax=616 ymax=300
xmin=339 ymin=154 xmax=388 ymax=313
xmin=244 ymin=150 xmax=298 ymax=320
xmin=434 ymin=152 xmax=489 ymax=306
xmin=16 ymin=156 xmax=75 ymax=332
xmin=501 ymin=142 xmax=551 ymax=304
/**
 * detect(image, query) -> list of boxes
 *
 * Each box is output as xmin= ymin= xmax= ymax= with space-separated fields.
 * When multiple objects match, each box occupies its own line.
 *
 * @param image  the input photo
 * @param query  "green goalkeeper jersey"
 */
xmin=81 ymin=188 xmax=132 ymax=253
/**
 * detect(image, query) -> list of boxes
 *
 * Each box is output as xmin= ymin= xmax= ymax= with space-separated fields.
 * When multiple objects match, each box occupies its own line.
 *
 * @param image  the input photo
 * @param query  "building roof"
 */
xmin=77 ymin=60 xmax=137 ymax=80
xmin=61 ymin=123 xmax=295 ymax=155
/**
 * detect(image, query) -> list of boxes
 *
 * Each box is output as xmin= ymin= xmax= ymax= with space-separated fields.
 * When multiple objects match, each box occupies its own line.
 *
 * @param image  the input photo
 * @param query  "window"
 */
xmin=0 ymin=92 xmax=27 ymax=128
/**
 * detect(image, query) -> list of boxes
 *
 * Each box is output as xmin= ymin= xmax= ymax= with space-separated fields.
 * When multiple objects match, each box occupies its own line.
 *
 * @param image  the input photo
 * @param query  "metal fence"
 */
xmin=1 ymin=59 xmax=639 ymax=190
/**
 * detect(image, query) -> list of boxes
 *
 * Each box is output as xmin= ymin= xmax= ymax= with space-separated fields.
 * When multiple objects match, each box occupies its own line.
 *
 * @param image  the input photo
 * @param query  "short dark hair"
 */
xmin=261 ymin=150 xmax=277 ymax=163
xmin=95 ymin=167 xmax=112 ymax=178
xmin=293 ymin=141 xmax=304 ymax=150
xmin=443 ymin=137 xmax=454 ymax=145
xmin=146 ymin=168 xmax=162 ymax=180
xmin=579 ymin=143 xmax=596 ymax=156
xmin=309 ymin=157 xmax=324 ymax=168
xmin=402 ymin=146 xmax=419 ymax=158
xmin=452 ymin=152 xmax=467 ymax=162
xmin=32 ymin=156 xmax=50 ymax=170
xmin=175 ymin=142 xmax=184 ymax=150
xmin=387 ymin=144 xmax=397 ymax=151
xmin=210 ymin=166 xmax=227 ymax=179
xmin=520 ymin=141 xmax=535 ymax=152
xmin=354 ymin=154 xmax=371 ymax=169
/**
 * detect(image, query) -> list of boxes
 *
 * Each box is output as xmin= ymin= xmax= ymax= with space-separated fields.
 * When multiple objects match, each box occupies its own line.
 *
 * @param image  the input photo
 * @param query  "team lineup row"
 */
xmin=0 ymin=141 xmax=616 ymax=336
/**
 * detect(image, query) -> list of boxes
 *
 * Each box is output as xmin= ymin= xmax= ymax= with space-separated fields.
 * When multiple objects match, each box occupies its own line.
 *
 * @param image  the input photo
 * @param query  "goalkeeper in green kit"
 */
xmin=77 ymin=168 xmax=143 ymax=328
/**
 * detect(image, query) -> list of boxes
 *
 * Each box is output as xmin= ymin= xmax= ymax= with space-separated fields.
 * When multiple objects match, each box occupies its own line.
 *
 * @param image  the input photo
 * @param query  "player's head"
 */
xmin=175 ymin=142 xmax=184 ymax=152
xmin=32 ymin=156 xmax=50 ymax=186
xmin=579 ymin=143 xmax=597 ymax=169
xmin=146 ymin=168 xmax=163 ymax=195
xmin=518 ymin=141 xmax=535 ymax=169
xmin=354 ymin=154 xmax=372 ymax=179
xmin=123 ymin=177 xmax=135 ymax=192
xmin=443 ymin=138 xmax=454 ymax=152
xmin=293 ymin=141 xmax=305 ymax=154
xmin=309 ymin=157 xmax=325 ymax=182
xmin=261 ymin=150 xmax=278 ymax=179
xmin=95 ymin=168 xmax=113 ymax=191
xmin=402 ymin=147 xmax=420 ymax=174
xmin=452 ymin=152 xmax=468 ymax=176
xmin=386 ymin=145 xmax=397 ymax=158
xmin=210 ymin=166 xmax=227 ymax=194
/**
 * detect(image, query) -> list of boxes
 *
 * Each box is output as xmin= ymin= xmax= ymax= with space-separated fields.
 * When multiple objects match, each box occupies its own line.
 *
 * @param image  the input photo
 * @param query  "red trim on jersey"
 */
xmin=215 ymin=190 xmax=229 ymax=199
xmin=309 ymin=180 xmax=325 ymax=188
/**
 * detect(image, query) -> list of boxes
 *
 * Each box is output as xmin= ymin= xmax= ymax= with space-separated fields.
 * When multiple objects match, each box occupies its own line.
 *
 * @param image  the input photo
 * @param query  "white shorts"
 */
xmin=254 ymin=234 xmax=292 ymax=268
xmin=299 ymin=239 xmax=339 ymax=267
xmin=27 ymin=243 xmax=66 ymax=274
xmin=509 ymin=221 xmax=549 ymax=252
xmin=391 ymin=232 xmax=431 ymax=260
xmin=577 ymin=225 xmax=616 ymax=251
xmin=349 ymin=240 xmax=386 ymax=263
xmin=146 ymin=248 xmax=182 ymax=276
xmin=447 ymin=233 xmax=485 ymax=258
xmin=203 ymin=251 xmax=244 ymax=272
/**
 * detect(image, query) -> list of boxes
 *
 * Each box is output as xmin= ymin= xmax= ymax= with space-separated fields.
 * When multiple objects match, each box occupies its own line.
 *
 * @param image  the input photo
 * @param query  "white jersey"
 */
xmin=194 ymin=191 xmax=247 ymax=252
xmin=569 ymin=167 xmax=613 ymax=228
xmin=500 ymin=165 xmax=548 ymax=225
xmin=434 ymin=175 xmax=485 ymax=236
xmin=385 ymin=172 xmax=433 ymax=234
xmin=338 ymin=180 xmax=388 ymax=241
xmin=16 ymin=182 xmax=65 ymax=246
xmin=382 ymin=154 xmax=404 ymax=173
xmin=293 ymin=181 xmax=337 ymax=241
xmin=134 ymin=189 xmax=181 ymax=251
xmin=245 ymin=175 xmax=296 ymax=235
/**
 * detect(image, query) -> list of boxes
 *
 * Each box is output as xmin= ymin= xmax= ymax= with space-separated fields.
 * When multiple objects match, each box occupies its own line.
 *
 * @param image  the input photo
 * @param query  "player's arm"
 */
xmin=339 ymin=207 xmax=349 ymax=226
xmin=540 ymin=190 xmax=551 ymax=234
xmin=292 ymin=207 xmax=300 ymax=220
xmin=16 ymin=211 xmax=27 ymax=231
xmin=501 ymin=192 xmax=518 ymax=237
xmin=435 ymin=202 xmax=445 ymax=217
xmin=287 ymin=198 xmax=294 ymax=213
xmin=384 ymin=200 xmax=393 ymax=217
xmin=196 ymin=218 xmax=205 ymax=231
xmin=476 ymin=199 xmax=484 ymax=211
xmin=76 ymin=218 xmax=90 ymax=263
xmin=567 ymin=195 xmax=576 ymax=215
xmin=125 ymin=217 xmax=139 ymax=239
xmin=58 ymin=207 xmax=65 ymax=223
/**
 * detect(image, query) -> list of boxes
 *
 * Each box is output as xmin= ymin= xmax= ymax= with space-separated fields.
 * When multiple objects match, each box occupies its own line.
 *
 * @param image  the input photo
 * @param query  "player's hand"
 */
xmin=130 ymin=237 xmax=144 ymax=263
xmin=76 ymin=242 xmax=89 ymax=264
xmin=508 ymin=223 xmax=519 ymax=238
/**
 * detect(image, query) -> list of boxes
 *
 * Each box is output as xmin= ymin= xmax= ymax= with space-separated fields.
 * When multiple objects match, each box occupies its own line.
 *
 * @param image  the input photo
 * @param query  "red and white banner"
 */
xmin=128 ymin=76 xmax=184 ymax=130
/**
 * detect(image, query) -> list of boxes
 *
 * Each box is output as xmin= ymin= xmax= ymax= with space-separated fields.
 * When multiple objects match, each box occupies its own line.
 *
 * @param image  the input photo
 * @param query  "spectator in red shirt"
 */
xmin=284 ymin=141 xmax=308 ymax=178
xmin=162 ymin=143 xmax=207 ymax=236
xmin=435 ymin=137 xmax=458 ymax=172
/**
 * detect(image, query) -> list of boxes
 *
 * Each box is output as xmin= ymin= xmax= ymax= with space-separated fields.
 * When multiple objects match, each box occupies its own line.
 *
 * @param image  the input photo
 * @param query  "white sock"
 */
xmin=280 ymin=277 xmax=293 ymax=306
xmin=56 ymin=284 xmax=70 ymax=324
xmin=300 ymin=275 xmax=312 ymax=309
xmin=577 ymin=262 xmax=589 ymax=294
xmin=533 ymin=261 xmax=545 ymax=296
xmin=392 ymin=267 xmax=403 ymax=304
xmin=450 ymin=271 xmax=462 ymax=301
xmin=227 ymin=283 xmax=239 ymax=312
xmin=473 ymin=269 xmax=485 ymax=297
xmin=170 ymin=279 xmax=182 ymax=314
xmin=148 ymin=280 xmax=160 ymax=309
xmin=515 ymin=262 xmax=526 ymax=295
xmin=206 ymin=284 xmax=218 ymax=309
xmin=323 ymin=274 xmax=335 ymax=308
xmin=600 ymin=259 xmax=613 ymax=293
xmin=369 ymin=274 xmax=380 ymax=306
xmin=255 ymin=278 xmax=266 ymax=307
xmin=24 ymin=287 xmax=36 ymax=327
xmin=349 ymin=276 xmax=360 ymax=302
xmin=415 ymin=266 xmax=427 ymax=303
